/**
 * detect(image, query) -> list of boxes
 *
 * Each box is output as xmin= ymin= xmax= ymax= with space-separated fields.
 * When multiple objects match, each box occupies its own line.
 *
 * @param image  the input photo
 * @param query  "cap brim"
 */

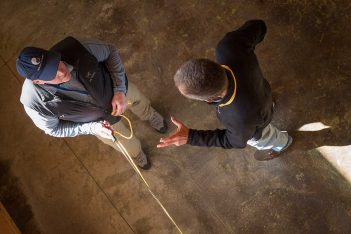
xmin=38 ymin=50 xmax=61 ymax=81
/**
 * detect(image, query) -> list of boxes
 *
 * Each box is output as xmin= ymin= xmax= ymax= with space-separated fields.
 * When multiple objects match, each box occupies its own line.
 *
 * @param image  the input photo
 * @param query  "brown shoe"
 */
xmin=254 ymin=136 xmax=293 ymax=161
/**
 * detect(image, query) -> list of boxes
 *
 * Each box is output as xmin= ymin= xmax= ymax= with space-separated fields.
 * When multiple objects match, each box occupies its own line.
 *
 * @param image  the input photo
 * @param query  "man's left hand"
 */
xmin=157 ymin=117 xmax=189 ymax=148
xmin=111 ymin=92 xmax=127 ymax=116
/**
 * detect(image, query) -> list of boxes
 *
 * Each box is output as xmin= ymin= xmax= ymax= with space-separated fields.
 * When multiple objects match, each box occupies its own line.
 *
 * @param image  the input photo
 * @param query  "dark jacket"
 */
xmin=187 ymin=20 xmax=273 ymax=148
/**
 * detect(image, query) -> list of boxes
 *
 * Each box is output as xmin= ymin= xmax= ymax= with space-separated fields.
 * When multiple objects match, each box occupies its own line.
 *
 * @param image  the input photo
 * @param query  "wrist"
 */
xmin=186 ymin=129 xmax=194 ymax=144
xmin=185 ymin=128 xmax=189 ymax=140
xmin=114 ymin=91 xmax=126 ymax=99
xmin=113 ymin=87 xmax=127 ymax=95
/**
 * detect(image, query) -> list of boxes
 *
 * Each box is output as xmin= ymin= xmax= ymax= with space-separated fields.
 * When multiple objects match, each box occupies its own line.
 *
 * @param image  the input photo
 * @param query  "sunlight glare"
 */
xmin=317 ymin=146 xmax=351 ymax=183
xmin=298 ymin=122 xmax=331 ymax=131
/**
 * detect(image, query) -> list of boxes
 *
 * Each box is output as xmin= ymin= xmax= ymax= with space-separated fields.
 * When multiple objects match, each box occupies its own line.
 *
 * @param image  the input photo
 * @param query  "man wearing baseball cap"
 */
xmin=17 ymin=36 xmax=168 ymax=169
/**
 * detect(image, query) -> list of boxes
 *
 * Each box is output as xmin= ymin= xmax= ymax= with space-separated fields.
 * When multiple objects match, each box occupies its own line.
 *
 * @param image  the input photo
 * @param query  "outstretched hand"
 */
xmin=157 ymin=117 xmax=189 ymax=148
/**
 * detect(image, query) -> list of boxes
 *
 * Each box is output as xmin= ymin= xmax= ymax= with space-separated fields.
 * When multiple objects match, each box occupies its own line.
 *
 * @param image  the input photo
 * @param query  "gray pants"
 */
xmin=247 ymin=124 xmax=289 ymax=152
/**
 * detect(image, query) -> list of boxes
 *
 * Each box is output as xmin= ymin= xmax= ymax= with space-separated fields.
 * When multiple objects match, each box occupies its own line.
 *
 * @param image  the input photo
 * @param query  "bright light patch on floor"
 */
xmin=317 ymin=146 xmax=351 ymax=183
xmin=298 ymin=122 xmax=331 ymax=131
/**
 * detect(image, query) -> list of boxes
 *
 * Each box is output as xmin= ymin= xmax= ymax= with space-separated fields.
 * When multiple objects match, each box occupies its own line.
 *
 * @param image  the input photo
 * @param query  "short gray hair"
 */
xmin=174 ymin=59 xmax=227 ymax=99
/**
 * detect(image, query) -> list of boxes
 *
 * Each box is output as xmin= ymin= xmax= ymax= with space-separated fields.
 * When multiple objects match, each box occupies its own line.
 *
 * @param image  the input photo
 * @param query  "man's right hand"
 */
xmin=111 ymin=92 xmax=128 ymax=116
xmin=93 ymin=121 xmax=115 ymax=141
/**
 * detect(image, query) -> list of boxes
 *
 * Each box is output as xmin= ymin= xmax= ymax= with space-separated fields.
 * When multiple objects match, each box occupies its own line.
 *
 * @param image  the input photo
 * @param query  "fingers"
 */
xmin=102 ymin=120 xmax=111 ymax=128
xmin=157 ymin=138 xmax=180 ymax=148
xmin=111 ymin=102 xmax=117 ymax=116
xmin=102 ymin=121 xmax=112 ymax=134
xmin=101 ymin=125 xmax=112 ymax=135
xmin=111 ymin=92 xmax=128 ymax=116
xmin=159 ymin=132 xmax=179 ymax=143
xmin=160 ymin=132 xmax=180 ymax=141
xmin=171 ymin=116 xmax=183 ymax=128
xmin=111 ymin=103 xmax=122 ymax=116
xmin=100 ymin=126 xmax=115 ymax=141
xmin=163 ymin=137 xmax=181 ymax=145
xmin=121 ymin=102 xmax=127 ymax=113
xmin=157 ymin=135 xmax=175 ymax=148
xmin=111 ymin=101 xmax=127 ymax=116
xmin=116 ymin=104 xmax=122 ymax=116
xmin=157 ymin=142 xmax=172 ymax=148
xmin=157 ymin=133 xmax=185 ymax=148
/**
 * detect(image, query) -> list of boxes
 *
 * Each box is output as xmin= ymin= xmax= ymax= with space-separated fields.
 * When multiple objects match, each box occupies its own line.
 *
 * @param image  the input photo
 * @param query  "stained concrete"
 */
xmin=0 ymin=0 xmax=351 ymax=233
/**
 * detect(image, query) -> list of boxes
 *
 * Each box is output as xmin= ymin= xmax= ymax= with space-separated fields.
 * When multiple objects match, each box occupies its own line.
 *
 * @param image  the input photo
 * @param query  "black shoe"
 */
xmin=157 ymin=119 xmax=168 ymax=134
xmin=134 ymin=150 xmax=151 ymax=170
xmin=149 ymin=110 xmax=168 ymax=134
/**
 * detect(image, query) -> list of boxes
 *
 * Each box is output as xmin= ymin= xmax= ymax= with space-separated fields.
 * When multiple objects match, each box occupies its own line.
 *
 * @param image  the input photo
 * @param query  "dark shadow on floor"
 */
xmin=267 ymin=0 xmax=351 ymax=152
xmin=0 ymin=160 xmax=41 ymax=234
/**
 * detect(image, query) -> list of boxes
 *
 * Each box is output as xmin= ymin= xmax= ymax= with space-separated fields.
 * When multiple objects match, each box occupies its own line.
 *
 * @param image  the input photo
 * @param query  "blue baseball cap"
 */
xmin=16 ymin=47 xmax=61 ymax=81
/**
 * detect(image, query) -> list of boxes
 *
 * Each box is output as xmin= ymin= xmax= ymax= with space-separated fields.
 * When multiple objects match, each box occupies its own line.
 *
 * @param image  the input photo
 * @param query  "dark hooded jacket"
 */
xmin=187 ymin=20 xmax=273 ymax=148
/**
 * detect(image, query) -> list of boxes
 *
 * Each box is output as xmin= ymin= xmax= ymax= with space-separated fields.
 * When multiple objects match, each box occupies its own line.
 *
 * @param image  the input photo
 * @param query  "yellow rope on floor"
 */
xmin=111 ymin=115 xmax=183 ymax=234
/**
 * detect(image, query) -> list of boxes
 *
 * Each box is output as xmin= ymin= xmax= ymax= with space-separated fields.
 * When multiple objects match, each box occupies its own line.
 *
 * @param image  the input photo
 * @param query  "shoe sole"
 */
xmin=254 ymin=136 xmax=293 ymax=161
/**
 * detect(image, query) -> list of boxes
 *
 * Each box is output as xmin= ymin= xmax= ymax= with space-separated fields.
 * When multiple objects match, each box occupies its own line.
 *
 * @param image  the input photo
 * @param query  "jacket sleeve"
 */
xmin=187 ymin=119 xmax=257 ymax=149
xmin=79 ymin=38 xmax=127 ymax=94
xmin=220 ymin=19 xmax=267 ymax=51
xmin=23 ymin=106 xmax=99 ymax=137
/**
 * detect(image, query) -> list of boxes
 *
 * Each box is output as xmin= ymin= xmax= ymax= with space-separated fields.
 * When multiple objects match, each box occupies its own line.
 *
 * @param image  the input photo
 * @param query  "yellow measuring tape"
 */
xmin=111 ymin=115 xmax=183 ymax=234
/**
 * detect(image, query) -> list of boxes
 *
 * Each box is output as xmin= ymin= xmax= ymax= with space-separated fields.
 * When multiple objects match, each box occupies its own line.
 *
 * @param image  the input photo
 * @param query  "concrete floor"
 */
xmin=1 ymin=0 xmax=351 ymax=233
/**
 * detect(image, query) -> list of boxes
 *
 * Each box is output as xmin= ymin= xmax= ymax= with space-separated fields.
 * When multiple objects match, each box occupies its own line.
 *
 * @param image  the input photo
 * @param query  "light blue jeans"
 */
xmin=247 ymin=124 xmax=289 ymax=152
